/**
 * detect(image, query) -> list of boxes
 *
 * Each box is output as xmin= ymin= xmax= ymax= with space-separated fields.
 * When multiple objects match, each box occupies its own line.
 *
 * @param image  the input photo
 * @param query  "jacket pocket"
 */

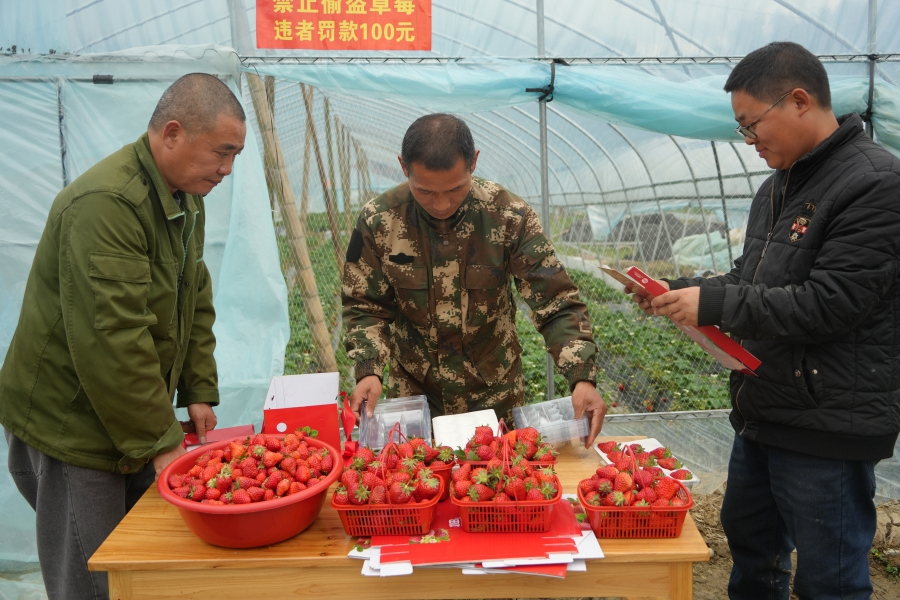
xmin=466 ymin=264 xmax=507 ymax=326
xmin=89 ymin=252 xmax=157 ymax=330
xmin=474 ymin=336 xmax=522 ymax=386
xmin=793 ymin=345 xmax=820 ymax=409
xmin=383 ymin=262 xmax=430 ymax=328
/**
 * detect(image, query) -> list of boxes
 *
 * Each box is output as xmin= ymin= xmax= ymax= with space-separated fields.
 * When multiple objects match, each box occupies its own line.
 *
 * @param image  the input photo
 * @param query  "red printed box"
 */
xmin=182 ymin=424 xmax=255 ymax=452
xmin=262 ymin=373 xmax=342 ymax=451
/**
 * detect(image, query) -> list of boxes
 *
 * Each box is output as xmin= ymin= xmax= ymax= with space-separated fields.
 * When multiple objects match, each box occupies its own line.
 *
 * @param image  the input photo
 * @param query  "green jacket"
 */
xmin=342 ymin=178 xmax=598 ymax=420
xmin=0 ymin=133 xmax=218 ymax=474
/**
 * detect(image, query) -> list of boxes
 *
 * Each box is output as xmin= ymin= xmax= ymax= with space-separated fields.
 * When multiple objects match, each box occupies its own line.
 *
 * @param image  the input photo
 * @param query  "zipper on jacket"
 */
xmin=736 ymin=166 xmax=792 ymax=434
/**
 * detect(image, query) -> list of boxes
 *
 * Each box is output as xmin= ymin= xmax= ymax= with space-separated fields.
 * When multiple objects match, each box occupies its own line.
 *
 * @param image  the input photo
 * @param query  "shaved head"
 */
xmin=149 ymin=73 xmax=245 ymax=135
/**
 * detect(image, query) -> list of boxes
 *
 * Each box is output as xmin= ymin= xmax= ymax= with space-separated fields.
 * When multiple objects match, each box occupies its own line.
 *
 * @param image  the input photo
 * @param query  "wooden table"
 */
xmin=90 ymin=436 xmax=709 ymax=599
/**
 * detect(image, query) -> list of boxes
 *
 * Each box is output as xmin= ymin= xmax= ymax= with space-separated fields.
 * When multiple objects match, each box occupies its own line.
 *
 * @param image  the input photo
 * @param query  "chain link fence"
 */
xmin=242 ymin=75 xmax=773 ymax=413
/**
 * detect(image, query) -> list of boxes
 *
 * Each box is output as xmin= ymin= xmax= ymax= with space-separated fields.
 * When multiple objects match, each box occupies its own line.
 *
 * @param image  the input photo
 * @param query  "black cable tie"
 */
xmin=93 ymin=75 xmax=114 ymax=84
xmin=526 ymin=59 xmax=566 ymax=103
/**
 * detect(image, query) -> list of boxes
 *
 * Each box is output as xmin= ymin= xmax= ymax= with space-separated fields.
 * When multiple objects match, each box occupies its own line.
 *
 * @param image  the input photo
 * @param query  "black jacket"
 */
xmin=670 ymin=114 xmax=900 ymax=461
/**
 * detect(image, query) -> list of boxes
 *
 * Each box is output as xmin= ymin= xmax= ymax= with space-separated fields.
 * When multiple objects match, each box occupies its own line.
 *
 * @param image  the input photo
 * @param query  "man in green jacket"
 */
xmin=0 ymin=73 xmax=245 ymax=600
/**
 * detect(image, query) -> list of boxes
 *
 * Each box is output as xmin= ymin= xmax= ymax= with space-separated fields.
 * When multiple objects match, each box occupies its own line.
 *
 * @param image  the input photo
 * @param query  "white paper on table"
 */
xmin=574 ymin=530 xmax=604 ymax=560
xmin=379 ymin=561 xmax=414 ymax=576
xmin=361 ymin=561 xmax=379 ymax=576
xmin=432 ymin=409 xmax=498 ymax=449
xmin=567 ymin=559 xmax=587 ymax=572
xmin=480 ymin=553 xmax=574 ymax=568
xmin=347 ymin=545 xmax=378 ymax=561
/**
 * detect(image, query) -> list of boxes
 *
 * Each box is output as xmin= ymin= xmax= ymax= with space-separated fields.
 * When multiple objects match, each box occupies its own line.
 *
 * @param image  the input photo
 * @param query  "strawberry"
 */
xmin=250 ymin=444 xmax=266 ymax=460
xmin=596 ymin=478 xmax=613 ymax=494
xmin=596 ymin=465 xmax=619 ymax=480
xmin=274 ymin=478 xmax=290 ymax=496
xmin=627 ymin=443 xmax=645 ymax=454
xmin=516 ymin=427 xmax=540 ymax=443
xmin=247 ymin=486 xmax=265 ymax=502
xmin=280 ymin=456 xmax=297 ymax=475
xmin=515 ymin=440 xmax=537 ymax=460
xmin=200 ymin=465 xmax=219 ymax=483
xmin=389 ymin=481 xmax=414 ymax=504
xmin=453 ymin=480 xmax=471 ymax=498
xmin=231 ymin=488 xmax=251 ymax=504
xmin=333 ymin=486 xmax=350 ymax=505
xmin=584 ymin=491 xmax=601 ymax=506
xmin=670 ymin=469 xmax=693 ymax=480
xmin=493 ymin=492 xmax=512 ymax=502
xmin=236 ymin=476 xmax=255 ymax=490
xmin=361 ymin=471 xmax=379 ymax=490
xmin=614 ymin=459 xmax=633 ymax=473
xmin=614 ymin=472 xmax=633 ymax=492
xmin=654 ymin=477 xmax=679 ymax=501
xmin=472 ymin=425 xmax=494 ymax=446
xmin=651 ymin=498 xmax=672 ymax=507
xmin=644 ymin=466 xmax=664 ymax=479
xmin=188 ymin=464 xmax=202 ymax=478
xmin=321 ymin=452 xmax=334 ymax=473
xmin=354 ymin=446 xmax=376 ymax=465
xmin=671 ymin=495 xmax=689 ymax=507
xmin=468 ymin=483 xmax=495 ymax=502
xmin=264 ymin=470 xmax=283 ymax=490
xmin=167 ymin=474 xmax=185 ymax=488
xmin=505 ymin=477 xmax=527 ymax=500
xmin=657 ymin=457 xmax=681 ymax=470
xmin=578 ymin=479 xmax=597 ymax=496
xmin=452 ymin=463 xmax=471 ymax=482
xmin=635 ymin=487 xmax=657 ymax=503
xmin=650 ymin=446 xmax=671 ymax=459
xmin=606 ymin=450 xmax=624 ymax=463
xmin=265 ymin=436 xmax=281 ymax=452
xmin=289 ymin=482 xmax=305 ymax=495
xmin=307 ymin=454 xmax=322 ymax=472
xmin=633 ymin=469 xmax=655 ymax=489
xmin=229 ymin=440 xmax=247 ymax=460
xmin=263 ymin=451 xmax=284 ymax=469
xmin=414 ymin=476 xmax=440 ymax=501
xmin=389 ymin=471 xmax=411 ymax=486
xmin=369 ymin=485 xmax=387 ymax=505
xmin=596 ymin=441 xmax=620 ymax=454
xmin=264 ymin=489 xmax=275 ymax=501
xmin=602 ymin=491 xmax=627 ymax=506
xmin=348 ymin=483 xmax=370 ymax=505
xmin=282 ymin=433 xmax=300 ymax=450
xmin=525 ymin=487 xmax=545 ymax=502
xmin=255 ymin=471 xmax=267 ymax=483
xmin=172 ymin=485 xmax=190 ymax=499
xmin=533 ymin=444 xmax=557 ymax=461
xmin=475 ymin=445 xmax=495 ymax=460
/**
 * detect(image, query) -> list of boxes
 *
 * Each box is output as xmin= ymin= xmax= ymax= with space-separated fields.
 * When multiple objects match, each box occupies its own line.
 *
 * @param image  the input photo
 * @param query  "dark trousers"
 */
xmin=720 ymin=434 xmax=877 ymax=600
xmin=5 ymin=429 xmax=155 ymax=600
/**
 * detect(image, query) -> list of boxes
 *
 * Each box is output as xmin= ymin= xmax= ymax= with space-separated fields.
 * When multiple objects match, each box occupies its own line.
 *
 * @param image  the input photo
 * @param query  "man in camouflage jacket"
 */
xmin=343 ymin=114 xmax=607 ymax=444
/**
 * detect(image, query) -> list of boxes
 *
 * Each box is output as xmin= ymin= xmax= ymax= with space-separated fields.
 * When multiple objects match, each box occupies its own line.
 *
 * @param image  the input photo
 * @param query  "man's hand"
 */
xmin=650 ymin=287 xmax=701 ymax=327
xmin=152 ymin=444 xmax=185 ymax=481
xmin=349 ymin=375 xmax=382 ymax=422
xmin=187 ymin=403 xmax=217 ymax=445
xmin=625 ymin=280 xmax=669 ymax=315
xmin=571 ymin=381 xmax=607 ymax=449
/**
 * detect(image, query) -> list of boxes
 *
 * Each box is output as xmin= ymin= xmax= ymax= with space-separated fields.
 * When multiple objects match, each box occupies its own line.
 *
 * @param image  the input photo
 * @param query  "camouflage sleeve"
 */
xmin=509 ymin=205 xmax=598 ymax=390
xmin=341 ymin=214 xmax=395 ymax=382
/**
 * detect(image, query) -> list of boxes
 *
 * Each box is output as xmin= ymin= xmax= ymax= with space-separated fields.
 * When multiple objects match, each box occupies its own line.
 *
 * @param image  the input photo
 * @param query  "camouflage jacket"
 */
xmin=341 ymin=178 xmax=598 ymax=418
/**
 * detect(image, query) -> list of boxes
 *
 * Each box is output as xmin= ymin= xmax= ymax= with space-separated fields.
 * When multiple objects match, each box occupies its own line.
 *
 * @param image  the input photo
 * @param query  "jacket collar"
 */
xmin=412 ymin=187 xmax=472 ymax=233
xmin=135 ymin=132 xmax=191 ymax=220
xmin=784 ymin=113 xmax=866 ymax=184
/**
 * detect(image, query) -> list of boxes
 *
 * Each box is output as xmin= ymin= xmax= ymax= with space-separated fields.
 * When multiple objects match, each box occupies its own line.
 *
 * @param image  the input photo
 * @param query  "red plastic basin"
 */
xmin=157 ymin=434 xmax=342 ymax=548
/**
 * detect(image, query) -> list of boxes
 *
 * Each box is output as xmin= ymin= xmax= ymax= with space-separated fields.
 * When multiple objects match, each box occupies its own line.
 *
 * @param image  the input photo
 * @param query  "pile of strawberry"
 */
xmin=333 ymin=438 xmax=452 ymax=506
xmin=456 ymin=425 xmax=557 ymax=463
xmin=167 ymin=430 xmax=333 ymax=505
xmin=602 ymin=441 xmax=693 ymax=481
xmin=450 ymin=456 xmax=559 ymax=503
xmin=578 ymin=441 xmax=689 ymax=508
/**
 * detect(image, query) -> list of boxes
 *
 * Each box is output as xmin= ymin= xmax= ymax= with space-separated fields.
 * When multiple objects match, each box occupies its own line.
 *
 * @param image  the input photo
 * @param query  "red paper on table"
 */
xmin=372 ymin=500 xmax=580 ymax=566
xmin=182 ymin=424 xmax=255 ymax=451
xmin=474 ymin=562 xmax=569 ymax=578
xmin=602 ymin=266 xmax=761 ymax=376
xmin=256 ymin=0 xmax=432 ymax=51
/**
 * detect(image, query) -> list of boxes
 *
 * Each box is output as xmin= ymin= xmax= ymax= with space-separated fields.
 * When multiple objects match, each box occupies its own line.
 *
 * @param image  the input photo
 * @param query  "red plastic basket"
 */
xmin=577 ymin=481 xmax=693 ymax=539
xmin=450 ymin=475 xmax=562 ymax=533
xmin=332 ymin=479 xmax=444 ymax=536
xmin=429 ymin=462 xmax=453 ymax=500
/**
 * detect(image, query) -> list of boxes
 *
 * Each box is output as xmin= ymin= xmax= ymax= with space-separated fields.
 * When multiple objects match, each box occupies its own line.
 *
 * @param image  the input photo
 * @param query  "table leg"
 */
xmin=669 ymin=561 xmax=693 ymax=599
xmin=108 ymin=571 xmax=133 ymax=600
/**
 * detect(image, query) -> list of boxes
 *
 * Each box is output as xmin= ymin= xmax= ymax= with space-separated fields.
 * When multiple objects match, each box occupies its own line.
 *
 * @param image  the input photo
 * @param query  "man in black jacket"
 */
xmin=635 ymin=42 xmax=900 ymax=599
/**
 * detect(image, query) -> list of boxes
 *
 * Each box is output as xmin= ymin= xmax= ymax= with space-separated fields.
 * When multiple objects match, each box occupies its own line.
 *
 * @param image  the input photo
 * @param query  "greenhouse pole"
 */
xmin=536 ymin=0 xmax=555 ymax=402
xmin=711 ymin=142 xmax=733 ymax=265
xmin=867 ymin=0 xmax=877 ymax=139
xmin=246 ymin=73 xmax=339 ymax=374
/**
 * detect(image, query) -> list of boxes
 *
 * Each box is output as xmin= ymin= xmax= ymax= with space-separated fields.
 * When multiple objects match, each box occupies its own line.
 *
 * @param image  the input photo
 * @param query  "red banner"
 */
xmin=256 ymin=0 xmax=432 ymax=51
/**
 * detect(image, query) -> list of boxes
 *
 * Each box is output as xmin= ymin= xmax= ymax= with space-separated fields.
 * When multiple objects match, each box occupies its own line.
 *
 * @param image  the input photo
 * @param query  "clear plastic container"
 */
xmin=358 ymin=395 xmax=432 ymax=449
xmin=513 ymin=396 xmax=589 ymax=447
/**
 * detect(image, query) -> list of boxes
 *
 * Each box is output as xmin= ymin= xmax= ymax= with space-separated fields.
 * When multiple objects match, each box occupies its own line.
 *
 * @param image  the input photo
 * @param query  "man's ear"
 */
xmin=469 ymin=149 xmax=480 ymax=174
xmin=790 ymin=88 xmax=813 ymax=117
xmin=397 ymin=155 xmax=410 ymax=178
xmin=162 ymin=120 xmax=183 ymax=149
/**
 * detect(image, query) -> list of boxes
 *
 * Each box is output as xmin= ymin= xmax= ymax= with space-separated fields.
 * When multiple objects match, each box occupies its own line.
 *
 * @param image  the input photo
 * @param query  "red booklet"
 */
xmin=371 ymin=500 xmax=581 ymax=566
xmin=601 ymin=266 xmax=761 ymax=376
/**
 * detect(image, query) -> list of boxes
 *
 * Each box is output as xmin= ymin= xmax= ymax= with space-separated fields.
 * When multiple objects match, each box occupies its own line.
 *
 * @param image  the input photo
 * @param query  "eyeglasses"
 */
xmin=734 ymin=90 xmax=793 ymax=139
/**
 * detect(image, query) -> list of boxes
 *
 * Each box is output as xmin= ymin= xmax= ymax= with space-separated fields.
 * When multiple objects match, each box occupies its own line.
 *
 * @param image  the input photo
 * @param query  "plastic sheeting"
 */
xmin=0 ymin=45 xmax=290 ymax=565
